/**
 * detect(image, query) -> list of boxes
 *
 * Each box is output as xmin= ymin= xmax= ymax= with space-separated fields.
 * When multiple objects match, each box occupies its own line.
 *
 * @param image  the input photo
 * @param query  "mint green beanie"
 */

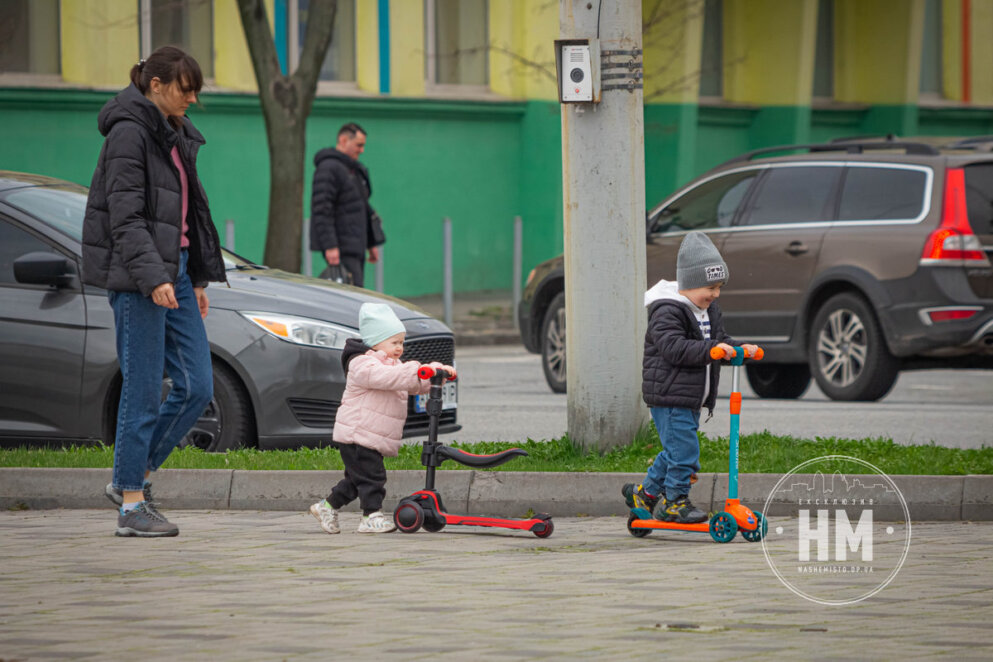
xmin=359 ymin=303 xmax=406 ymax=347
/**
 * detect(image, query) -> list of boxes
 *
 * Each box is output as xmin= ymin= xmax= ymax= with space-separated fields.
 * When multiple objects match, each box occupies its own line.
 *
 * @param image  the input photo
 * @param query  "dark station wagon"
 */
xmin=520 ymin=137 xmax=993 ymax=401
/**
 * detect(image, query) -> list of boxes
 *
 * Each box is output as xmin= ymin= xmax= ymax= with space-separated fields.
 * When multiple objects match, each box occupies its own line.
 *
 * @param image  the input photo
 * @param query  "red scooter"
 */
xmin=393 ymin=366 xmax=554 ymax=538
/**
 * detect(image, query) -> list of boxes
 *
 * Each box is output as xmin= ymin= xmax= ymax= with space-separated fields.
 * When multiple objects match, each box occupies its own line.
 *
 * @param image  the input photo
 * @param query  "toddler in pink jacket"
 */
xmin=310 ymin=303 xmax=454 ymax=534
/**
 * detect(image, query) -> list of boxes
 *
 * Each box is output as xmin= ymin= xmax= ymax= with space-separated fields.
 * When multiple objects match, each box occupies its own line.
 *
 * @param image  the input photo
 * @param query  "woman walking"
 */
xmin=82 ymin=46 xmax=225 ymax=537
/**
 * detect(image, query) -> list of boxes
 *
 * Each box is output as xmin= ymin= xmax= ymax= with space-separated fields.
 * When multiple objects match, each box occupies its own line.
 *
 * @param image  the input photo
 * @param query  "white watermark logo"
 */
xmin=761 ymin=455 xmax=911 ymax=606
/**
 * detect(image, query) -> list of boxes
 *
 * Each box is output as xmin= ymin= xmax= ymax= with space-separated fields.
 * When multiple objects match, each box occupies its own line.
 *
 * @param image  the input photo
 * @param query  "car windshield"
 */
xmin=2 ymin=183 xmax=258 ymax=270
xmin=2 ymin=185 xmax=87 ymax=242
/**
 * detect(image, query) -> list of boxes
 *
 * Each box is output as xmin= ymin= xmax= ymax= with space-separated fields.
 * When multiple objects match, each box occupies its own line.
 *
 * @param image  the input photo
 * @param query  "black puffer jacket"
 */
xmin=82 ymin=84 xmax=225 ymax=296
xmin=309 ymin=148 xmax=384 ymax=257
xmin=642 ymin=298 xmax=735 ymax=415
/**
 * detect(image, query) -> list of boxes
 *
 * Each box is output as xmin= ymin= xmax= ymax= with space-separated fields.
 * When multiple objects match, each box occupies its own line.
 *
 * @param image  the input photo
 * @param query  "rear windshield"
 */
xmin=965 ymin=163 xmax=993 ymax=235
xmin=838 ymin=166 xmax=928 ymax=222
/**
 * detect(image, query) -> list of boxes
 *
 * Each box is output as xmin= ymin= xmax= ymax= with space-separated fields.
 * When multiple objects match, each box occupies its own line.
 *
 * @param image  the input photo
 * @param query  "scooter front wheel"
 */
xmin=627 ymin=513 xmax=651 ymax=538
xmin=709 ymin=511 xmax=738 ymax=543
xmin=532 ymin=519 xmax=554 ymax=538
xmin=394 ymin=501 xmax=424 ymax=533
xmin=740 ymin=511 xmax=768 ymax=542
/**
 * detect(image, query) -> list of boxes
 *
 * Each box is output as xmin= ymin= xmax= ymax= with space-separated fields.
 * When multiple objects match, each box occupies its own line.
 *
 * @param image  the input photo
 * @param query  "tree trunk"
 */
xmin=236 ymin=0 xmax=337 ymax=273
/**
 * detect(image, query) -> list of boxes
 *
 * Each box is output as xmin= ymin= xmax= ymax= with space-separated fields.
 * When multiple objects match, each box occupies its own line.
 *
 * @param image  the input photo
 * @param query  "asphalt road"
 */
xmin=438 ymin=345 xmax=993 ymax=449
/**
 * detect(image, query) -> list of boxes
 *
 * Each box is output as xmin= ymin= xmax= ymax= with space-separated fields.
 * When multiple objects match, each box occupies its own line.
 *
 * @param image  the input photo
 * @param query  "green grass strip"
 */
xmin=1 ymin=427 xmax=990 ymax=474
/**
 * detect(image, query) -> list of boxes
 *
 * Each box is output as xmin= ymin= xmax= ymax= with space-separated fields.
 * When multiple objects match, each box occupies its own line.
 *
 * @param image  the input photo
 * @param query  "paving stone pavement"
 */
xmin=2 ymin=510 xmax=992 ymax=661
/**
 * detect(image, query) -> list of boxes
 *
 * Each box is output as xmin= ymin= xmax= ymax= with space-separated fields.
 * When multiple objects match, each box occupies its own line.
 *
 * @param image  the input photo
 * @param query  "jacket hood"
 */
xmin=341 ymin=337 xmax=373 ymax=374
xmin=98 ymin=84 xmax=204 ymax=150
xmin=313 ymin=147 xmax=371 ymax=190
xmin=644 ymin=278 xmax=703 ymax=313
xmin=314 ymin=147 xmax=360 ymax=169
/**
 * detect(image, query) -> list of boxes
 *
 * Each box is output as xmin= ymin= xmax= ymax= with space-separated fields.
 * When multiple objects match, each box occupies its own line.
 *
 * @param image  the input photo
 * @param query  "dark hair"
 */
xmin=130 ymin=46 xmax=204 ymax=97
xmin=338 ymin=122 xmax=366 ymax=139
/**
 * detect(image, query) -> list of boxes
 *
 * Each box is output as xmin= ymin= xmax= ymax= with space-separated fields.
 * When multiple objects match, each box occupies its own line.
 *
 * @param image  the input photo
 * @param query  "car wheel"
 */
xmin=178 ymin=362 xmax=256 ymax=452
xmin=745 ymin=363 xmax=811 ymax=399
xmin=808 ymin=293 xmax=899 ymax=402
xmin=541 ymin=292 xmax=567 ymax=393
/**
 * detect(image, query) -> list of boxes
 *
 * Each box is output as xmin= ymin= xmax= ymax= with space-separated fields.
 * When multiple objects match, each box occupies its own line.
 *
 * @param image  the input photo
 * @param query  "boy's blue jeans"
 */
xmin=643 ymin=406 xmax=701 ymax=501
xmin=109 ymin=250 xmax=213 ymax=492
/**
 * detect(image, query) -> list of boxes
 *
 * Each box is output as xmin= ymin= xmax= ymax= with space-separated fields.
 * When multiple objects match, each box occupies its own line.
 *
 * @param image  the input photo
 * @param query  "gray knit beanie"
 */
xmin=676 ymin=231 xmax=729 ymax=290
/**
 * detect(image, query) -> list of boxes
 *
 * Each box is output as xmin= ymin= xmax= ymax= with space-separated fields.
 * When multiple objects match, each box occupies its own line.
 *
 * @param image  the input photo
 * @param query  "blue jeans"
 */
xmin=109 ymin=250 xmax=212 ymax=491
xmin=643 ymin=406 xmax=701 ymax=501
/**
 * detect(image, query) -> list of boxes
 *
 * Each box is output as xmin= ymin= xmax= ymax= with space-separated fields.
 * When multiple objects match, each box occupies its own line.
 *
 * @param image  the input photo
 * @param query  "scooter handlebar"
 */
xmin=418 ymin=366 xmax=456 ymax=381
xmin=710 ymin=346 xmax=764 ymax=361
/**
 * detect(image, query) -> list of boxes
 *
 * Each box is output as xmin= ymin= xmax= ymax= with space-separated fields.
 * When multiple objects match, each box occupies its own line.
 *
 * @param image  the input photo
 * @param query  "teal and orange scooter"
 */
xmin=627 ymin=345 xmax=770 ymax=543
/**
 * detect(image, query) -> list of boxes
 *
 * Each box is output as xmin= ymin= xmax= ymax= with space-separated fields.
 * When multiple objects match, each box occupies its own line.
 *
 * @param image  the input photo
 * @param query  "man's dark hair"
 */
xmin=338 ymin=122 xmax=366 ymax=139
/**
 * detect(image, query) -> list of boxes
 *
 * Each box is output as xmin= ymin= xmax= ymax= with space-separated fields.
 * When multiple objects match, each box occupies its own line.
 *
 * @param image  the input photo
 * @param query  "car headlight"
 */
xmin=239 ymin=312 xmax=359 ymax=349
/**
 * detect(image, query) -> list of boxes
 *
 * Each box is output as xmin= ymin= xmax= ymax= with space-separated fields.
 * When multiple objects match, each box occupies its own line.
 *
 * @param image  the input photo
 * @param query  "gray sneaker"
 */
xmin=115 ymin=502 xmax=179 ymax=537
xmin=105 ymin=482 xmax=153 ymax=507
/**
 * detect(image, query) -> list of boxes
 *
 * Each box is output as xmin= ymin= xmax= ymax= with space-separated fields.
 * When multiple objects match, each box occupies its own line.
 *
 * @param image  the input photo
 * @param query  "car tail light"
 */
xmin=920 ymin=168 xmax=991 ymax=266
xmin=918 ymin=306 xmax=982 ymax=325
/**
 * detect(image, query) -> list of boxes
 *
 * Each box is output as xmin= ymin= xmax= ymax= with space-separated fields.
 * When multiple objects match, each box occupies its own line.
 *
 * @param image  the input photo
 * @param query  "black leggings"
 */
xmin=327 ymin=444 xmax=386 ymax=515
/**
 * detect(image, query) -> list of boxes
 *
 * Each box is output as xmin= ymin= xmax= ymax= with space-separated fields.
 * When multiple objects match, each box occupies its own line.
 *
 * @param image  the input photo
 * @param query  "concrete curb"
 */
xmin=2 ymin=468 xmax=990 ymax=520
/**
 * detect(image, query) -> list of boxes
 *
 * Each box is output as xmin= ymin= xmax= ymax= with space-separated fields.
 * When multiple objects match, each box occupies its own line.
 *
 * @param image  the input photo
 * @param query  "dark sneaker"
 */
xmin=105 ymin=482 xmax=154 ymax=507
xmin=653 ymin=495 xmax=707 ymax=524
xmin=621 ymin=483 xmax=659 ymax=512
xmin=115 ymin=502 xmax=179 ymax=537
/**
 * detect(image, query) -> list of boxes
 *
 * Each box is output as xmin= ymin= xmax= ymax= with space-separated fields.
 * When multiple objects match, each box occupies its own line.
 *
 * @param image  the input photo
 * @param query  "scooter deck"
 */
xmin=627 ymin=507 xmax=710 ymax=533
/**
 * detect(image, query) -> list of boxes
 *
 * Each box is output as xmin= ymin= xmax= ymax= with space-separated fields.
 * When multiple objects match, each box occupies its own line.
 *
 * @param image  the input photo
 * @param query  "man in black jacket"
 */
xmin=309 ymin=123 xmax=385 ymax=288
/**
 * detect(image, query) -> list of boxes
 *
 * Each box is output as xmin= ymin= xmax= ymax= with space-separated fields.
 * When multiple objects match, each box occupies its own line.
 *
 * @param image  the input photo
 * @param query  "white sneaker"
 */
xmin=357 ymin=511 xmax=396 ymax=534
xmin=309 ymin=500 xmax=340 ymax=534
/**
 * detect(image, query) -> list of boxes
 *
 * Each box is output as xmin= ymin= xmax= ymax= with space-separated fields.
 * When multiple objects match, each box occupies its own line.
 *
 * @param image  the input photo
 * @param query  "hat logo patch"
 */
xmin=706 ymin=264 xmax=727 ymax=281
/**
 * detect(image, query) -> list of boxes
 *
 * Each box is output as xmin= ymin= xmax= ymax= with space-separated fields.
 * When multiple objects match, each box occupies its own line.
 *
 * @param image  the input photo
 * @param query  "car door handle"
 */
xmin=785 ymin=241 xmax=809 ymax=256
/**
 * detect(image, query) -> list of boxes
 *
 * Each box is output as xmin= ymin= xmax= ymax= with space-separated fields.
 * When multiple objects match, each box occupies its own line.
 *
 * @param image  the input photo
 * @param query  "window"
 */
xmin=141 ymin=0 xmax=214 ymax=78
xmin=427 ymin=0 xmax=488 ymax=87
xmin=0 ymin=219 xmax=61 ymax=285
xmin=651 ymin=170 xmax=758 ymax=233
xmin=964 ymin=164 xmax=993 ymax=235
xmin=0 ymin=0 xmax=60 ymax=75
xmin=296 ymin=0 xmax=356 ymax=82
xmin=698 ymin=0 xmax=722 ymax=98
xmin=838 ymin=167 xmax=928 ymax=222
xmin=812 ymin=0 xmax=833 ymax=99
xmin=744 ymin=166 xmax=841 ymax=225
xmin=919 ymin=0 xmax=942 ymax=97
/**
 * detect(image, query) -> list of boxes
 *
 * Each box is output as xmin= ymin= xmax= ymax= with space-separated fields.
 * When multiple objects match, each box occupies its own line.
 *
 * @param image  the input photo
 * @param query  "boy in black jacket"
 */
xmin=623 ymin=232 xmax=758 ymax=523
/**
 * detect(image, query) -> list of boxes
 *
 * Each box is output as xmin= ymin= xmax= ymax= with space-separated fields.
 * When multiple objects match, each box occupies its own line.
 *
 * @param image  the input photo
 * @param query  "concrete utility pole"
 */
xmin=560 ymin=1 xmax=647 ymax=451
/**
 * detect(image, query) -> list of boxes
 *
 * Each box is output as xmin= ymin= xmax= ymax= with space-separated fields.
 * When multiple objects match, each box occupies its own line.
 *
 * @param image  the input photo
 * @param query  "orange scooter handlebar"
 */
xmin=709 ymin=346 xmax=764 ymax=361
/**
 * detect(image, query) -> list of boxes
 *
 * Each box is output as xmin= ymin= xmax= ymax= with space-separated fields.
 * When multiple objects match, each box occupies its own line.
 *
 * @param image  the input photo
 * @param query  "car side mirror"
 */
xmin=13 ymin=251 xmax=77 ymax=288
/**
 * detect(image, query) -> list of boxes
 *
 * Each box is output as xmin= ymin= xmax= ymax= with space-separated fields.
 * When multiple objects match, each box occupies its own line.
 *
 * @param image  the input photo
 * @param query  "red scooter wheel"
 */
xmin=532 ymin=519 xmax=554 ymax=538
xmin=394 ymin=502 xmax=424 ymax=533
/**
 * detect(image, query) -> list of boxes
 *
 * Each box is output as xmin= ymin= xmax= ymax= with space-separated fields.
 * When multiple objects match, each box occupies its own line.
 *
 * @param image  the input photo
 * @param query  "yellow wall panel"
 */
xmin=834 ymin=0 xmax=924 ymax=104
xmin=61 ymin=0 xmax=137 ymax=88
xmin=642 ymin=0 xmax=705 ymax=104
xmin=489 ymin=0 xmax=521 ymax=98
xmin=356 ymin=0 xmax=380 ymax=93
xmin=942 ymin=0 xmax=963 ymax=101
xmin=723 ymin=0 xmax=818 ymax=105
xmin=213 ymin=0 xmax=272 ymax=92
xmin=390 ymin=0 xmax=426 ymax=97
xmin=489 ymin=0 xmax=556 ymax=100
xmin=520 ymin=0 xmax=558 ymax=101
xmin=970 ymin=0 xmax=993 ymax=104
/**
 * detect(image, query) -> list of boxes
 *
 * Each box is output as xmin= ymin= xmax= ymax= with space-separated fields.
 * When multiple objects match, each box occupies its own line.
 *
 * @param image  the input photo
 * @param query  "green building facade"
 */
xmin=2 ymin=0 xmax=992 ymax=298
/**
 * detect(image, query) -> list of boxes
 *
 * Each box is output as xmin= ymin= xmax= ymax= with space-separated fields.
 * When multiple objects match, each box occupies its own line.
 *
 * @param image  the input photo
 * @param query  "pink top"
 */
xmin=169 ymin=146 xmax=190 ymax=248
xmin=332 ymin=351 xmax=437 ymax=457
